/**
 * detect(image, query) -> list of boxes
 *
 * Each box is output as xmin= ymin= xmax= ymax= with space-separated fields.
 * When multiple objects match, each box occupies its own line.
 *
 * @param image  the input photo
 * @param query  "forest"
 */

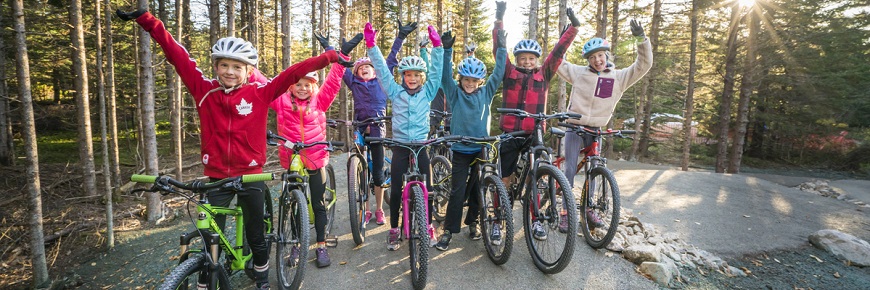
xmin=1 ymin=0 xmax=869 ymax=287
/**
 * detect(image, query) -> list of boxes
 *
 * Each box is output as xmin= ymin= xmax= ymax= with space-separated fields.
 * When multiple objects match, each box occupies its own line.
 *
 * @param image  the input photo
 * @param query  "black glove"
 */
xmin=567 ymin=8 xmax=580 ymax=27
xmin=314 ymin=32 xmax=331 ymax=51
xmin=630 ymin=19 xmax=645 ymax=37
xmin=560 ymin=24 xmax=570 ymax=37
xmin=397 ymin=20 xmax=418 ymax=40
xmin=495 ymin=1 xmax=507 ymax=21
xmin=341 ymin=33 xmax=363 ymax=56
xmin=496 ymin=30 xmax=507 ymax=49
xmin=441 ymin=31 xmax=455 ymax=50
xmin=337 ymin=57 xmax=355 ymax=68
xmin=116 ymin=9 xmax=146 ymax=21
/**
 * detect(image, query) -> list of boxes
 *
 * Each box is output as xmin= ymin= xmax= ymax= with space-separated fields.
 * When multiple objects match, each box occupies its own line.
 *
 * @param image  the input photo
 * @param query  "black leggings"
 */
xmin=389 ymin=146 xmax=431 ymax=229
xmin=443 ymin=151 xmax=481 ymax=234
xmin=305 ymin=167 xmax=329 ymax=243
xmin=208 ymin=179 xmax=270 ymax=267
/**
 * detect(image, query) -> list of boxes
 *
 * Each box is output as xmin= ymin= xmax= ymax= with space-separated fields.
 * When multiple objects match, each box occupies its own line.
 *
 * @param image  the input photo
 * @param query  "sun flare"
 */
xmin=737 ymin=0 xmax=756 ymax=7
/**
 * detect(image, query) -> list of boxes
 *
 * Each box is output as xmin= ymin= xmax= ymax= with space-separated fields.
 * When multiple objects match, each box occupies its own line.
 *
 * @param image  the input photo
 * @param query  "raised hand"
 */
xmin=418 ymin=36 xmax=430 ymax=48
xmin=567 ymin=8 xmax=580 ymax=27
xmin=341 ymin=33 xmax=364 ymax=56
xmin=337 ymin=56 xmax=355 ymax=68
xmin=397 ymin=20 xmax=419 ymax=39
xmin=495 ymin=1 xmax=507 ymax=21
xmin=428 ymin=26 xmax=442 ymax=47
xmin=314 ymin=32 xmax=331 ymax=50
xmin=496 ymin=30 xmax=507 ymax=49
xmin=116 ymin=9 xmax=146 ymax=21
xmin=630 ymin=19 xmax=645 ymax=37
xmin=440 ymin=31 xmax=454 ymax=49
xmin=465 ymin=42 xmax=477 ymax=55
xmin=364 ymin=22 xmax=378 ymax=48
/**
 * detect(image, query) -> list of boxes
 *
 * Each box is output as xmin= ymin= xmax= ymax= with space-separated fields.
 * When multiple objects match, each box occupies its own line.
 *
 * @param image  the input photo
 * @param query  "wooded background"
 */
xmin=2 ymin=0 xmax=869 ymax=287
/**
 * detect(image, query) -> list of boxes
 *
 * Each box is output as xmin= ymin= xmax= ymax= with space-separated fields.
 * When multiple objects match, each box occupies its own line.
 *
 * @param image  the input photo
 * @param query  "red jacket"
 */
xmin=252 ymin=62 xmax=345 ymax=170
xmin=493 ymin=21 xmax=577 ymax=133
xmin=136 ymin=12 xmax=338 ymax=178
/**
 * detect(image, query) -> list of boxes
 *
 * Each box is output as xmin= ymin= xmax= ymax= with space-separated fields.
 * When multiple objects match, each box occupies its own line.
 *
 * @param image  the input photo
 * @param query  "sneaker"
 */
xmin=558 ymin=212 xmax=569 ymax=233
xmin=585 ymin=208 xmax=605 ymax=228
xmin=532 ymin=220 xmax=547 ymax=241
xmin=286 ymin=246 xmax=300 ymax=267
xmin=364 ymin=211 xmax=373 ymax=223
xmin=315 ymin=247 xmax=331 ymax=268
xmin=427 ymin=224 xmax=438 ymax=247
xmin=435 ymin=232 xmax=452 ymax=251
xmin=387 ymin=228 xmax=401 ymax=251
xmin=468 ymin=222 xmax=482 ymax=240
xmin=255 ymin=282 xmax=270 ymax=290
xmin=490 ymin=223 xmax=503 ymax=246
xmin=375 ymin=210 xmax=385 ymax=225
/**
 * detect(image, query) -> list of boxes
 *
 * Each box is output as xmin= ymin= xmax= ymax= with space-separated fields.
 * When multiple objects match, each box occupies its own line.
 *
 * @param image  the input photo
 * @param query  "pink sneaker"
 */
xmin=375 ymin=210 xmax=385 ymax=225
xmin=364 ymin=211 xmax=373 ymax=223
xmin=427 ymin=224 xmax=437 ymax=247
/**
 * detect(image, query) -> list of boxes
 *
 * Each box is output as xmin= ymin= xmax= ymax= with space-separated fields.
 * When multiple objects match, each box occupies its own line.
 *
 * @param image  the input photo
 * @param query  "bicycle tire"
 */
xmin=522 ymin=164 xmax=577 ymax=274
xmin=409 ymin=185 xmax=429 ymax=290
xmin=479 ymin=174 xmax=514 ymax=265
xmin=430 ymin=155 xmax=452 ymax=222
xmin=159 ymin=252 xmax=231 ymax=290
xmin=276 ymin=189 xmax=309 ymax=290
xmin=580 ymin=166 xmax=621 ymax=249
xmin=347 ymin=154 xmax=367 ymax=245
xmin=324 ymin=164 xmax=337 ymax=238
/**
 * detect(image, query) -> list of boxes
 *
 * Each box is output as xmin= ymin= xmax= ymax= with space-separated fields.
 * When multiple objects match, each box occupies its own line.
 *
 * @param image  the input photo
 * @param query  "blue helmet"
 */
xmin=457 ymin=57 xmax=487 ymax=79
xmin=582 ymin=37 xmax=611 ymax=58
xmin=513 ymin=39 xmax=542 ymax=57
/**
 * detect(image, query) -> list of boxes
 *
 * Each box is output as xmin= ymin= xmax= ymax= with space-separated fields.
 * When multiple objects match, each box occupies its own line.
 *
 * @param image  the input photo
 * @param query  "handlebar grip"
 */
xmin=566 ymin=112 xmax=583 ymax=119
xmin=364 ymin=137 xmax=384 ymax=143
xmin=496 ymin=108 xmax=522 ymax=114
xmin=242 ymin=173 xmax=275 ymax=183
xmin=620 ymin=130 xmax=637 ymax=135
xmin=331 ymin=141 xmax=346 ymax=147
xmin=557 ymin=122 xmax=574 ymax=128
xmin=131 ymin=174 xmax=158 ymax=183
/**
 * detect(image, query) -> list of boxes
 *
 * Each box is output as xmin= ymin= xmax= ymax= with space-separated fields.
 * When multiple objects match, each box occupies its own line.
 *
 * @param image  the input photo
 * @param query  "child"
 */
xmin=434 ymin=29 xmax=508 ymax=251
xmin=363 ymin=22 xmax=443 ymax=251
xmin=492 ymin=1 xmax=580 ymax=241
xmin=343 ymin=20 xmax=418 ymax=226
xmin=556 ymin=19 xmax=652 ymax=229
xmin=117 ymin=9 xmax=341 ymax=290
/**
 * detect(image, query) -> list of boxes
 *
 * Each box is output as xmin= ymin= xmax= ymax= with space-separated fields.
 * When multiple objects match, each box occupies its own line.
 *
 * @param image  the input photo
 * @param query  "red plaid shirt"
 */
xmin=493 ymin=21 xmax=578 ymax=133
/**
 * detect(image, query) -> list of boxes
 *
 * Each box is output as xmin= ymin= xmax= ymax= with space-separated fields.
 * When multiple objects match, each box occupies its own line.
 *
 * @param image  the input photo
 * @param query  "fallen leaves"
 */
xmin=751 ymin=259 xmax=763 ymax=267
xmin=833 ymin=272 xmax=841 ymax=278
xmin=809 ymin=254 xmax=824 ymax=263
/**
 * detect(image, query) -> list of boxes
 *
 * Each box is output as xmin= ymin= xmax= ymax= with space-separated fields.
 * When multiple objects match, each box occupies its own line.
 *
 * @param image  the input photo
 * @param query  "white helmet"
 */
xmin=302 ymin=72 xmax=318 ymax=82
xmin=211 ymin=37 xmax=259 ymax=66
xmin=513 ymin=39 xmax=542 ymax=57
xmin=397 ymin=56 xmax=428 ymax=73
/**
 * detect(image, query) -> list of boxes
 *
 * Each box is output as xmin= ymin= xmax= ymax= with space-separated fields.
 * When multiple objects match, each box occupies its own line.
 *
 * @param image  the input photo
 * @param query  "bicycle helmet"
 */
xmin=582 ymin=37 xmax=611 ymax=59
xmin=397 ymin=56 xmax=427 ymax=73
xmin=513 ymin=39 xmax=542 ymax=57
xmin=352 ymin=57 xmax=373 ymax=75
xmin=211 ymin=37 xmax=259 ymax=66
xmin=302 ymin=71 xmax=318 ymax=82
xmin=457 ymin=57 xmax=486 ymax=79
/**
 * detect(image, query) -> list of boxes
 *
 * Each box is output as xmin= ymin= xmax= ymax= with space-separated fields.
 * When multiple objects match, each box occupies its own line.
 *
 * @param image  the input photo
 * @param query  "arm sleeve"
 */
xmin=258 ymin=50 xmax=339 ymax=103
xmin=618 ymin=38 xmax=654 ymax=89
xmin=316 ymin=61 xmax=347 ymax=112
xmin=484 ymin=47 xmax=508 ymax=99
xmin=492 ymin=21 xmax=513 ymax=72
xmin=542 ymin=25 xmax=578 ymax=82
xmin=369 ymin=46 xmax=402 ymax=100
xmin=556 ymin=60 xmax=582 ymax=85
xmin=342 ymin=67 xmax=354 ymax=86
xmin=441 ymin=48 xmax=459 ymax=105
xmin=249 ymin=67 xmax=270 ymax=84
xmin=420 ymin=46 xmax=430 ymax=64
xmin=387 ymin=37 xmax=405 ymax=72
xmin=423 ymin=47 xmax=444 ymax=102
xmin=136 ymin=12 xmax=213 ymax=102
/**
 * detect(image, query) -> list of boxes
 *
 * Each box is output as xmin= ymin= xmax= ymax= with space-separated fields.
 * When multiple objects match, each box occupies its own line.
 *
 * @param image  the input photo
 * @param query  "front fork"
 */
xmin=401 ymin=179 xmax=430 ymax=240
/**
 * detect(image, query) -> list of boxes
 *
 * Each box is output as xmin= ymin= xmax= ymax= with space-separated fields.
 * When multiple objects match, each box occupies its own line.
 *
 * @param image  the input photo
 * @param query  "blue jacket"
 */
xmin=369 ymin=45 xmax=444 ymax=142
xmin=441 ymin=47 xmax=507 ymax=153
xmin=343 ymin=37 xmax=404 ymax=122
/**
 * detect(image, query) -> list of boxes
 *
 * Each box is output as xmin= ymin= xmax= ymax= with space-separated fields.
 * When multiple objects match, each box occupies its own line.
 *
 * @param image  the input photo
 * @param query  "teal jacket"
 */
xmin=441 ymin=47 xmax=507 ymax=153
xmin=369 ymin=45 xmax=444 ymax=142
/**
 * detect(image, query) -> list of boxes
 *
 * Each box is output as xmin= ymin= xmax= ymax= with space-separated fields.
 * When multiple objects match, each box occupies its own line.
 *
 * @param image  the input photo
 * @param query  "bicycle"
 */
xmin=441 ymin=134 xmax=515 ymax=265
xmin=496 ymin=107 xmax=581 ymax=274
xmin=266 ymin=131 xmax=343 ymax=290
xmin=429 ymin=110 xmax=453 ymax=222
xmin=130 ymin=172 xmax=276 ymax=290
xmin=554 ymin=123 xmax=635 ymax=249
xmin=364 ymin=136 xmax=443 ymax=290
xmin=334 ymin=117 xmax=393 ymax=245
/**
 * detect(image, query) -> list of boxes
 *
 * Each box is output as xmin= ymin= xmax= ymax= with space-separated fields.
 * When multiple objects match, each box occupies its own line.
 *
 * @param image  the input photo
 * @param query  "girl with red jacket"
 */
xmin=117 ymin=9 xmax=344 ymax=290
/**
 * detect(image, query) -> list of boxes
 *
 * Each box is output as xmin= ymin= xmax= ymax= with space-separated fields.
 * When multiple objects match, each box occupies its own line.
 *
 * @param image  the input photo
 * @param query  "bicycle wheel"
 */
xmin=522 ymin=164 xmax=577 ymax=274
xmin=159 ymin=252 xmax=231 ymax=290
xmin=479 ymin=174 xmax=514 ymax=265
xmin=347 ymin=154 xmax=368 ymax=245
xmin=580 ymin=166 xmax=621 ymax=249
xmin=323 ymin=164 xmax=337 ymax=237
xmin=408 ymin=185 xmax=429 ymax=290
xmin=276 ymin=189 xmax=309 ymax=290
xmin=430 ymin=155 xmax=452 ymax=222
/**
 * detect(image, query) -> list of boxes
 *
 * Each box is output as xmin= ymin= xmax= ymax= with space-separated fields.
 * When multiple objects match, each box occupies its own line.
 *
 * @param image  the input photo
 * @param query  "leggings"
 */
xmin=208 ymin=179 xmax=270 ymax=266
xmin=306 ymin=167 xmax=328 ymax=242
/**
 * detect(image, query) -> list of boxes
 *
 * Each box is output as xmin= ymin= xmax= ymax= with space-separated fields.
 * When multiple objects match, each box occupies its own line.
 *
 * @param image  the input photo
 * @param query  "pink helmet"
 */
xmin=353 ymin=57 xmax=373 ymax=75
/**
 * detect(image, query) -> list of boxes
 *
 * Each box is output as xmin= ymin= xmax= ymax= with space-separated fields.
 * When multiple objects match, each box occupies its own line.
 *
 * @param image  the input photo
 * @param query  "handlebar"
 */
xmin=429 ymin=110 xmax=452 ymax=119
xmin=496 ymin=108 xmax=582 ymax=121
xmin=364 ymin=137 xmax=449 ymax=148
xmin=557 ymin=122 xmax=637 ymax=138
xmin=266 ymin=130 xmax=345 ymax=150
xmin=130 ymin=173 xmax=275 ymax=194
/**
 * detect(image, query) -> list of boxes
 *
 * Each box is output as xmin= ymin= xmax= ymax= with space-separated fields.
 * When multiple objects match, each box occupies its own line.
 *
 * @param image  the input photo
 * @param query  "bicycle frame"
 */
xmin=179 ymin=199 xmax=252 ymax=272
xmin=400 ymin=146 xmax=431 ymax=239
xmin=282 ymin=149 xmax=336 ymax=225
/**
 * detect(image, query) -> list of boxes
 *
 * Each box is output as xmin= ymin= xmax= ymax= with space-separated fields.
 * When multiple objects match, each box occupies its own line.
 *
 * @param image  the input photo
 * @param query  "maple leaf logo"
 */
xmin=236 ymin=98 xmax=253 ymax=116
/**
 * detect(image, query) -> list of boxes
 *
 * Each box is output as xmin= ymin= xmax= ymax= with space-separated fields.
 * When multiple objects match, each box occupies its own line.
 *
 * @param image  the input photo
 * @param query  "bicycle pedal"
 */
xmin=325 ymin=235 xmax=338 ymax=248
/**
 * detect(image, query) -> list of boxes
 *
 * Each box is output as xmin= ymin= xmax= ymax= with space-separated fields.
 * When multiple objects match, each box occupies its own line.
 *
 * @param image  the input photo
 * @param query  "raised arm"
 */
xmin=441 ymin=47 xmax=459 ymax=104
xmin=370 ymin=46 xmax=402 ymax=100
xmin=258 ymin=50 xmax=339 ymax=102
xmin=316 ymin=60 xmax=348 ymax=112
xmin=485 ymin=46 xmax=508 ymax=99
xmin=423 ymin=26 xmax=444 ymax=102
xmin=542 ymin=8 xmax=580 ymax=82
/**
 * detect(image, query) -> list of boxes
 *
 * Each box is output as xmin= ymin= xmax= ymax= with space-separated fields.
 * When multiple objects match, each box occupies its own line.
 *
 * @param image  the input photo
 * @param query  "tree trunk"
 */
xmin=71 ymin=0 xmax=97 ymax=196
xmin=528 ymin=0 xmax=539 ymax=40
xmin=633 ymin=0 xmax=661 ymax=159
xmin=95 ymin=0 xmax=114 ymax=249
xmin=311 ymin=0 xmax=317 ymax=57
xmin=596 ymin=0 xmax=607 ymax=38
xmin=282 ymin=0 xmax=292 ymax=67
xmin=340 ymin=0 xmax=349 ymax=145
xmin=250 ymin=0 xmax=260 ymax=47
xmin=105 ymin=0 xmax=121 ymax=190
xmin=464 ymin=0 xmax=470 ymax=43
xmin=437 ymin=0 xmax=443 ymax=31
xmin=0 ymin=34 xmax=11 ymax=166
xmin=209 ymin=0 xmax=220 ymax=46
xmin=227 ymin=0 xmax=236 ymax=36
xmin=138 ymin=0 xmax=162 ymax=222
xmin=604 ymin=0 xmax=619 ymax=159
xmin=715 ymin=6 xmax=741 ymax=173
xmin=367 ymin=0 xmax=373 ymax=23
xmin=556 ymin=0 xmax=567 ymax=112
xmin=172 ymin=0 xmax=184 ymax=180
xmin=681 ymin=0 xmax=699 ymax=171
xmin=397 ymin=0 xmax=403 ymax=24
xmin=12 ymin=0 xmax=50 ymax=286
xmin=541 ymin=0 xmax=550 ymax=56
xmin=728 ymin=6 xmax=757 ymax=174
xmin=273 ymin=0 xmax=279 ymax=73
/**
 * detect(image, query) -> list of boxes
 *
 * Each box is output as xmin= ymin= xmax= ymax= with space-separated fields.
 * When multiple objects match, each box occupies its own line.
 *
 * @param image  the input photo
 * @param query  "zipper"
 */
xmin=515 ymin=73 xmax=532 ymax=132
xmin=225 ymin=93 xmax=232 ymax=176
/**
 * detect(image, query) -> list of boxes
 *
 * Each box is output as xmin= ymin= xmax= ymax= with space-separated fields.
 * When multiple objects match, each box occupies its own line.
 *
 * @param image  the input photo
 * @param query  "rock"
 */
xmin=627 ymin=234 xmax=647 ymax=247
xmin=726 ymin=265 xmax=747 ymax=277
xmin=623 ymin=245 xmax=661 ymax=264
xmin=639 ymin=262 xmax=672 ymax=286
xmin=647 ymin=236 xmax=664 ymax=245
xmin=662 ymin=232 xmax=680 ymax=243
xmin=809 ymin=229 xmax=870 ymax=267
